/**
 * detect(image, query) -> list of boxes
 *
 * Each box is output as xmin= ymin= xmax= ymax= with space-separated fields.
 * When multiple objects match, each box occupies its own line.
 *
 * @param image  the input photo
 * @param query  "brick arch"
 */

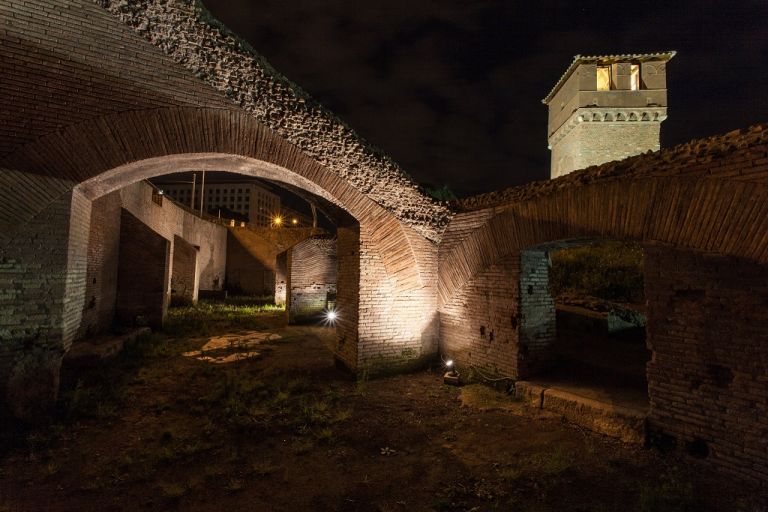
xmin=1 ymin=107 xmax=442 ymax=420
xmin=439 ymin=176 xmax=768 ymax=306
xmin=0 ymin=106 xmax=429 ymax=291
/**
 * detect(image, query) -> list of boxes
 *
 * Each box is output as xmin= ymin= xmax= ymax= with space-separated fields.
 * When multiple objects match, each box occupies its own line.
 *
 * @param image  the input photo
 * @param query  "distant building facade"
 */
xmin=543 ymin=52 xmax=675 ymax=179
xmin=160 ymin=181 xmax=280 ymax=227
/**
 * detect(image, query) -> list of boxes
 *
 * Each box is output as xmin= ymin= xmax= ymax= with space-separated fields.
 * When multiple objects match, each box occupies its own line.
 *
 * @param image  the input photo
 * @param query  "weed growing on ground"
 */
xmin=164 ymin=301 xmax=282 ymax=337
xmin=355 ymin=369 xmax=370 ymax=396
xmin=638 ymin=471 xmax=699 ymax=512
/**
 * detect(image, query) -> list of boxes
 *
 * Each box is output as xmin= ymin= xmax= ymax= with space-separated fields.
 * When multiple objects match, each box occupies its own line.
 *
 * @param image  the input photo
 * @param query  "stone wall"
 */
xmin=438 ymin=125 xmax=768 ymax=483
xmin=114 ymin=210 xmax=170 ymax=329
xmin=551 ymin=121 xmax=660 ymax=178
xmin=645 ymin=244 xmax=768 ymax=484
xmin=171 ymin=235 xmax=198 ymax=304
xmin=286 ymin=236 xmax=337 ymax=323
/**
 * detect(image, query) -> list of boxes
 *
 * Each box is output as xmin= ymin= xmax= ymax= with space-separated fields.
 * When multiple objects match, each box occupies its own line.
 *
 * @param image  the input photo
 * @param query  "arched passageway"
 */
xmin=438 ymin=126 xmax=768 ymax=483
xmin=0 ymin=110 xmax=442 ymax=420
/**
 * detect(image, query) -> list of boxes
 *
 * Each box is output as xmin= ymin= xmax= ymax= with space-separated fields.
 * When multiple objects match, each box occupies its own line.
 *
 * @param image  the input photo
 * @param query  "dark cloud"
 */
xmin=203 ymin=0 xmax=768 ymax=197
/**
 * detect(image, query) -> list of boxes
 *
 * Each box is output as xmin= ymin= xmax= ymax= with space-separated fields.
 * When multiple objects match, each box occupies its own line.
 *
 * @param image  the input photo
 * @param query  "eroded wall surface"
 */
xmin=286 ymin=236 xmax=337 ymax=322
xmin=645 ymin=245 xmax=768 ymax=483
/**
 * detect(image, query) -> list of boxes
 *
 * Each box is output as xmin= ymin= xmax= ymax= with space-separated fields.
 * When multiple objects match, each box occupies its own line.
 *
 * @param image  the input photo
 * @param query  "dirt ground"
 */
xmin=0 ymin=304 xmax=765 ymax=512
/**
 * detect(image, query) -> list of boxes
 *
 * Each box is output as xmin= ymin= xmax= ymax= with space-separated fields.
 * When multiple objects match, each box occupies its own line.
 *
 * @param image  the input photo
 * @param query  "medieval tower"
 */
xmin=543 ymin=52 xmax=675 ymax=179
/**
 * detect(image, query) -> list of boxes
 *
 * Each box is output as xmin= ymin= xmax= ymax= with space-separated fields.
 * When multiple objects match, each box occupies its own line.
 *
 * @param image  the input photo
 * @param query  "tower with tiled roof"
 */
xmin=543 ymin=52 xmax=675 ymax=179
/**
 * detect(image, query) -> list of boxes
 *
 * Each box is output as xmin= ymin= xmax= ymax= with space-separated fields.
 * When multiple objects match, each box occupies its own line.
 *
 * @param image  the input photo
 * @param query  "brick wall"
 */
xmin=275 ymin=252 xmax=288 ymax=306
xmin=77 ymin=191 xmax=121 ymax=340
xmin=356 ymin=223 xmax=439 ymax=376
xmin=334 ymin=226 xmax=361 ymax=370
xmin=171 ymin=235 xmax=197 ymax=304
xmin=226 ymin=227 xmax=319 ymax=296
xmin=645 ymin=244 xmax=768 ymax=484
xmin=114 ymin=210 xmax=170 ymax=329
xmin=0 ymin=189 xmax=90 ymax=419
xmin=519 ymin=250 xmax=557 ymax=375
xmin=119 ymin=182 xmax=226 ymax=292
xmin=440 ymin=253 xmax=521 ymax=378
xmin=286 ymin=236 xmax=337 ymax=322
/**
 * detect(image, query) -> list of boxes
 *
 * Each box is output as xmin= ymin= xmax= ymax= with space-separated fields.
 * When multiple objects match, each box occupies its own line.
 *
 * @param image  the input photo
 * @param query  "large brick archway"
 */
xmin=0 ymin=0 xmax=447 ymax=420
xmin=438 ymin=126 xmax=768 ymax=483
xmin=0 ymin=107 xmax=442 ymax=420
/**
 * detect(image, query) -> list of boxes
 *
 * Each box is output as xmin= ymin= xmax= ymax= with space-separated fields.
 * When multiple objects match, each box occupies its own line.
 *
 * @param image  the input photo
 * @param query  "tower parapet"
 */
xmin=543 ymin=52 xmax=675 ymax=179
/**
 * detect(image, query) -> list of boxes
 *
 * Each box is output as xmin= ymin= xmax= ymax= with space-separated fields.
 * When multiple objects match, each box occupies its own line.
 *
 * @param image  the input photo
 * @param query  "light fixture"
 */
xmin=292 ymin=218 xmax=298 ymax=225
xmin=443 ymin=358 xmax=461 ymax=386
xmin=323 ymin=309 xmax=338 ymax=326
xmin=273 ymin=216 xmax=283 ymax=226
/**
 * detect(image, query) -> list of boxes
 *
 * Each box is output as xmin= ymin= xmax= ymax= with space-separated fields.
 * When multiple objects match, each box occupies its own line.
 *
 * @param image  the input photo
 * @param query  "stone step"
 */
xmin=515 ymin=380 xmax=647 ymax=444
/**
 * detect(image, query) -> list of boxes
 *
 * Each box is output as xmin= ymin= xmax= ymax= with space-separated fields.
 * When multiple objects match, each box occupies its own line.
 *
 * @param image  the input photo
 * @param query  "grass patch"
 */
xmin=550 ymin=241 xmax=644 ymax=304
xmin=639 ymin=472 xmax=699 ymax=512
xmin=164 ymin=301 xmax=283 ymax=337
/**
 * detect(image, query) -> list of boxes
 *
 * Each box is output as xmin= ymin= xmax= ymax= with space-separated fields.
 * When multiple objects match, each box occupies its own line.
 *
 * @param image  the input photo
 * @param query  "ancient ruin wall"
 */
xmin=119 ymin=182 xmax=227 ymax=292
xmin=645 ymin=245 xmax=768 ymax=484
xmin=440 ymin=253 xmax=521 ymax=379
xmin=286 ymin=236 xmax=338 ymax=322
xmin=77 ymin=192 xmax=122 ymax=340
xmin=171 ymin=235 xmax=198 ymax=304
xmin=226 ymin=227 xmax=322 ymax=296
xmin=114 ymin=210 xmax=170 ymax=329
xmin=96 ymin=0 xmax=451 ymax=242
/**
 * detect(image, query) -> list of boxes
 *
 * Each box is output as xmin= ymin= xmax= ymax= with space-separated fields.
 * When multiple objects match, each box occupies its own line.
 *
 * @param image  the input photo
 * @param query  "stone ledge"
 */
xmin=515 ymin=380 xmax=647 ymax=443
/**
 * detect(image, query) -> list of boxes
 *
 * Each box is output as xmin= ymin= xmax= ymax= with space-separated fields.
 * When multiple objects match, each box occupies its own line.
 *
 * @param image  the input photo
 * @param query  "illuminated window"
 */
xmin=630 ymin=64 xmax=641 ymax=91
xmin=597 ymin=66 xmax=611 ymax=90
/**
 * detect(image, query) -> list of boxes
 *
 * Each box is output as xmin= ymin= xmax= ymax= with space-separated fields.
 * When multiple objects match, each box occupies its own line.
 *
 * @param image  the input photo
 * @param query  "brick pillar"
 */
xmin=171 ymin=235 xmax=198 ymax=305
xmin=286 ymin=236 xmax=337 ymax=323
xmin=274 ymin=251 xmax=287 ymax=306
xmin=0 ymin=190 xmax=91 ymax=420
xmin=114 ymin=210 xmax=170 ymax=329
xmin=334 ymin=225 xmax=360 ymax=370
xmin=645 ymin=245 xmax=768 ymax=483
xmin=356 ymin=224 xmax=439 ymax=376
xmin=77 ymin=191 xmax=122 ymax=339
xmin=518 ymin=249 xmax=556 ymax=377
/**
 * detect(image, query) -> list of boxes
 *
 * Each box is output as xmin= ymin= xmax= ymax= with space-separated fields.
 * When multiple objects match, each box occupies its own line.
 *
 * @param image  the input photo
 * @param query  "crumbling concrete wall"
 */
xmin=286 ymin=236 xmax=337 ymax=323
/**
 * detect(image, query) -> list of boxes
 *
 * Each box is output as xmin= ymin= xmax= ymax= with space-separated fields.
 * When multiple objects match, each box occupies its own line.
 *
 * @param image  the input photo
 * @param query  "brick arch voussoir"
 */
xmin=1 ymin=106 xmax=426 ymax=290
xmin=439 ymin=176 xmax=768 ymax=307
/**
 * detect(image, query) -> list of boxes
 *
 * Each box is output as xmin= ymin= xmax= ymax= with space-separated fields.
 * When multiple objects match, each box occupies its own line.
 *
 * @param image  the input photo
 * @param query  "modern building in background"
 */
xmin=159 ymin=180 xmax=280 ymax=227
xmin=543 ymin=52 xmax=675 ymax=179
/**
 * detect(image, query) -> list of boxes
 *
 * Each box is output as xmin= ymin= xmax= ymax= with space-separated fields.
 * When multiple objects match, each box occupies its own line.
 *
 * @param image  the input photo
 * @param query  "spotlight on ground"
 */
xmin=443 ymin=358 xmax=461 ymax=386
xmin=323 ymin=309 xmax=338 ymax=326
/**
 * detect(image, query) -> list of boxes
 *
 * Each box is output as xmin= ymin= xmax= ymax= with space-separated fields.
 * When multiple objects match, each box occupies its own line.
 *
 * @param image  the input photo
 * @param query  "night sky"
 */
xmin=202 ymin=0 xmax=768 ymax=198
